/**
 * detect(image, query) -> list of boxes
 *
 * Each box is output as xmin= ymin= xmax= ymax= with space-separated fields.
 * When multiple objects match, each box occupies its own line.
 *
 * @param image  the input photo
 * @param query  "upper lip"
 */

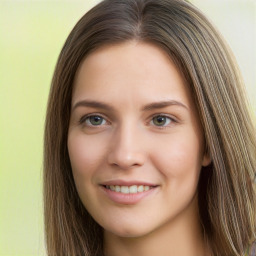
xmin=100 ymin=180 xmax=158 ymax=187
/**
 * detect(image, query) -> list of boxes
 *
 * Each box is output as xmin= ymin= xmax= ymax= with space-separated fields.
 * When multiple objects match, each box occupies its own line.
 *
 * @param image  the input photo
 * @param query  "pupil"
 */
xmin=154 ymin=116 xmax=166 ymax=126
xmin=90 ymin=116 xmax=102 ymax=125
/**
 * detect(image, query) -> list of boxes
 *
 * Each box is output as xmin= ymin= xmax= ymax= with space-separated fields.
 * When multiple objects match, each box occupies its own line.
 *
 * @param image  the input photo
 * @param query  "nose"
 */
xmin=107 ymin=125 xmax=146 ymax=170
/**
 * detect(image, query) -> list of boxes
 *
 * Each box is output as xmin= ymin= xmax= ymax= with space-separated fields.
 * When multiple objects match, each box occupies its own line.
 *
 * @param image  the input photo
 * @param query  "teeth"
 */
xmin=121 ymin=186 xmax=129 ymax=194
xmin=105 ymin=185 xmax=153 ymax=193
xmin=129 ymin=185 xmax=137 ymax=194
xmin=137 ymin=185 xmax=144 ymax=192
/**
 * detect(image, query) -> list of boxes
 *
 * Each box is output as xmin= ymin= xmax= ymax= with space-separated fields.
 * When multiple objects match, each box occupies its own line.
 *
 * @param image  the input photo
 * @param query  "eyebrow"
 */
xmin=142 ymin=100 xmax=188 ymax=111
xmin=72 ymin=100 xmax=115 ymax=112
xmin=72 ymin=99 xmax=188 ymax=112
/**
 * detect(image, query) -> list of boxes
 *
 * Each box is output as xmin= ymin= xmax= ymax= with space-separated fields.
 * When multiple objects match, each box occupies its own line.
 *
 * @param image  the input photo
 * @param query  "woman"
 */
xmin=44 ymin=0 xmax=256 ymax=255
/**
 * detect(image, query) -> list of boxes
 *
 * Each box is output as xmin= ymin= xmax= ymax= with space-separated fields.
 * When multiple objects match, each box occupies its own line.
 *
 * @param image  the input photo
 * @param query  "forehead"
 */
xmin=72 ymin=41 xmax=194 ymax=109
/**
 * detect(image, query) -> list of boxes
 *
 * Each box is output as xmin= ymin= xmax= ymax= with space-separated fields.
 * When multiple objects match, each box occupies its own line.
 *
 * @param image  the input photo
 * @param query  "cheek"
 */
xmin=67 ymin=132 xmax=106 ymax=180
xmin=150 ymin=131 xmax=203 ymax=186
xmin=67 ymin=132 xmax=110 ymax=213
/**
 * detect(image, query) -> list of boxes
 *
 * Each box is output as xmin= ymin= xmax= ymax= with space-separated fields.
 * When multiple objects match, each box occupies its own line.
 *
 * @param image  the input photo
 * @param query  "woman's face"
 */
xmin=68 ymin=42 xmax=210 ymax=238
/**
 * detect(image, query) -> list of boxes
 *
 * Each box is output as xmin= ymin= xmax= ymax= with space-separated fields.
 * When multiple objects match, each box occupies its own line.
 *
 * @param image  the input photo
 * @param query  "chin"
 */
xmin=102 ymin=220 xmax=155 ymax=238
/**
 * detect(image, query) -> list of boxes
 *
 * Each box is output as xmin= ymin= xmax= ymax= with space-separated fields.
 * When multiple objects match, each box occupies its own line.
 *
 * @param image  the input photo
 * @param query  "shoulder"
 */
xmin=246 ymin=241 xmax=256 ymax=256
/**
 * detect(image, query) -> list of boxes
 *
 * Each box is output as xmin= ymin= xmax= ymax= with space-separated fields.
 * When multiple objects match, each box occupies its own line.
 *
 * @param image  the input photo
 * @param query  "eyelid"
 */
xmin=148 ymin=113 xmax=178 ymax=127
xmin=77 ymin=112 xmax=178 ymax=128
xmin=79 ymin=113 xmax=110 ymax=126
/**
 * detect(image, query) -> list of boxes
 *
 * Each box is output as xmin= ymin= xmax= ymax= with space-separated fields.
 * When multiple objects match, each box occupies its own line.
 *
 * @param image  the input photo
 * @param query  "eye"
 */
xmin=83 ymin=115 xmax=107 ymax=126
xmin=150 ymin=115 xmax=173 ymax=127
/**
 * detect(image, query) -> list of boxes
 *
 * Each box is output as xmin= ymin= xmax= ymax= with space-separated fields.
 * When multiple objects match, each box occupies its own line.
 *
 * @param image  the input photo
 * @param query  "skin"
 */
xmin=68 ymin=41 xmax=212 ymax=256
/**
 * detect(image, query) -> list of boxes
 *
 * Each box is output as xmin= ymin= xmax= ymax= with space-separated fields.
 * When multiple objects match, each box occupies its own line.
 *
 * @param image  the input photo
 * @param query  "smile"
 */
xmin=101 ymin=183 xmax=159 ymax=205
xmin=105 ymin=185 xmax=152 ymax=194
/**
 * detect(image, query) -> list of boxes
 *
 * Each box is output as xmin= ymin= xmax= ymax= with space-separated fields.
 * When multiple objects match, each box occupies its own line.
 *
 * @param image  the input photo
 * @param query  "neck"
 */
xmin=103 ymin=198 xmax=212 ymax=256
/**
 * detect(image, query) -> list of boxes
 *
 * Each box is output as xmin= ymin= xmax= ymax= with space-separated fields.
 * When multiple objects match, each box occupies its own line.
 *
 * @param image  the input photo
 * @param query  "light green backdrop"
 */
xmin=0 ymin=0 xmax=255 ymax=255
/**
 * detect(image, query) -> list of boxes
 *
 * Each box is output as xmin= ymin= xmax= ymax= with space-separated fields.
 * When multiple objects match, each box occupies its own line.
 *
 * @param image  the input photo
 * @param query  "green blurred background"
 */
xmin=0 ymin=0 xmax=255 ymax=255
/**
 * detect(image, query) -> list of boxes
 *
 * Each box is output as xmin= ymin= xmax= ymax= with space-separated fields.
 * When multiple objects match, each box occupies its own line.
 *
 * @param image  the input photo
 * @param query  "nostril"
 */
xmin=108 ymin=151 xmax=145 ymax=170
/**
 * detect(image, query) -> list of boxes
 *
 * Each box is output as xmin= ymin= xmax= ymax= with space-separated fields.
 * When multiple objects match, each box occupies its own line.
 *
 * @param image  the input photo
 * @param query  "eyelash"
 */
xmin=149 ymin=114 xmax=177 ymax=128
xmin=79 ymin=113 xmax=108 ymax=127
xmin=79 ymin=113 xmax=177 ymax=128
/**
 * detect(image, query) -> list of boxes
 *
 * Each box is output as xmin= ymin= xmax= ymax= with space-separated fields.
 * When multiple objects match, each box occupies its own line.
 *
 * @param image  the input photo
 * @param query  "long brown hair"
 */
xmin=44 ymin=0 xmax=256 ymax=255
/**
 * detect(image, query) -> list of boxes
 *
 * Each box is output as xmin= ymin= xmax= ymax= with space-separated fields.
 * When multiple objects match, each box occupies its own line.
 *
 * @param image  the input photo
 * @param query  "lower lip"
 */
xmin=100 ymin=186 xmax=158 ymax=205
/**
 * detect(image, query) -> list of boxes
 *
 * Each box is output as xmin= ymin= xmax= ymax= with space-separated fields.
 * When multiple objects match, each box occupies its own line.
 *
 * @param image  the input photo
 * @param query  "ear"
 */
xmin=202 ymin=148 xmax=212 ymax=167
